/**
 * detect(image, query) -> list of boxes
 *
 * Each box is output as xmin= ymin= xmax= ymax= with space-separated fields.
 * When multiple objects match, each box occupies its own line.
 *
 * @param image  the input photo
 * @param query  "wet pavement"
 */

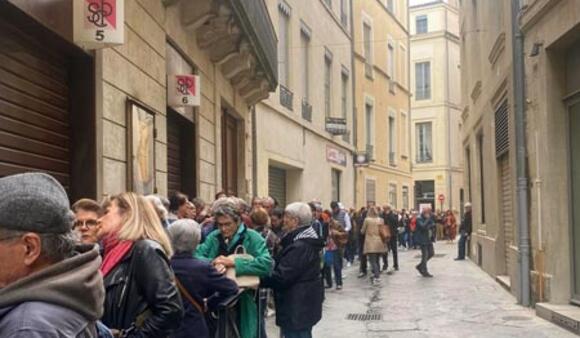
xmin=267 ymin=241 xmax=575 ymax=337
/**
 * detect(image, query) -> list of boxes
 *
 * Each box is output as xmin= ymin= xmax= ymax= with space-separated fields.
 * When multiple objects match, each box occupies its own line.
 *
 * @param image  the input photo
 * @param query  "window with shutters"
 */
xmin=389 ymin=183 xmax=397 ymax=208
xmin=415 ymin=62 xmax=431 ymax=100
xmin=416 ymin=122 xmax=432 ymax=163
xmin=495 ymin=99 xmax=509 ymax=157
xmin=324 ymin=56 xmax=332 ymax=117
xmin=366 ymin=178 xmax=376 ymax=205
xmin=402 ymin=186 xmax=409 ymax=210
xmin=332 ymin=169 xmax=341 ymax=202
xmin=416 ymin=15 xmax=428 ymax=34
xmin=363 ymin=23 xmax=373 ymax=78
xmin=278 ymin=7 xmax=290 ymax=87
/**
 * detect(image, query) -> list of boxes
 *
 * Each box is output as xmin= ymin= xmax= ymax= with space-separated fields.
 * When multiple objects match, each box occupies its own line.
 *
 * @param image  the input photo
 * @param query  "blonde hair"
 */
xmin=367 ymin=206 xmax=379 ymax=218
xmin=107 ymin=192 xmax=174 ymax=257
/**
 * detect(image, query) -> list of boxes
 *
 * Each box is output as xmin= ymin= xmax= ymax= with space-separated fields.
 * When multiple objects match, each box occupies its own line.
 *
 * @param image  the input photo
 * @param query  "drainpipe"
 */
xmin=252 ymin=105 xmax=258 ymax=197
xmin=511 ymin=0 xmax=530 ymax=307
xmin=350 ymin=0 xmax=357 ymax=207
xmin=445 ymin=6 xmax=453 ymax=211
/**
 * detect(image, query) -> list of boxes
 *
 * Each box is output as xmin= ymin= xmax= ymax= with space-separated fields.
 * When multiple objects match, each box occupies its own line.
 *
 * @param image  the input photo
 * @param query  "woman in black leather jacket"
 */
xmin=98 ymin=192 xmax=184 ymax=337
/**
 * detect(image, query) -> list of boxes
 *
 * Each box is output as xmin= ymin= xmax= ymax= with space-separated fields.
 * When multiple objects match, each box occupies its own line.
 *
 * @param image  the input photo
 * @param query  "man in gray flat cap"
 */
xmin=0 ymin=173 xmax=105 ymax=337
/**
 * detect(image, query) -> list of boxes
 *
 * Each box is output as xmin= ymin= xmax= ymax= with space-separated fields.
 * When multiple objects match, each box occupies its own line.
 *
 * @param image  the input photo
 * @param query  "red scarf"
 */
xmin=100 ymin=233 xmax=134 ymax=277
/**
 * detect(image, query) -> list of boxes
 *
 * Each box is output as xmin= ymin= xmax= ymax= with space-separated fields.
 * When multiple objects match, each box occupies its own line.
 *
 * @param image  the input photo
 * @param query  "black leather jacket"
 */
xmin=101 ymin=239 xmax=184 ymax=338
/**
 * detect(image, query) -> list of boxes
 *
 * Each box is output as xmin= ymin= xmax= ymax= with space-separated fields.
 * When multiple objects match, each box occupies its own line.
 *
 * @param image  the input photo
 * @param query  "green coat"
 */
xmin=195 ymin=225 xmax=272 ymax=338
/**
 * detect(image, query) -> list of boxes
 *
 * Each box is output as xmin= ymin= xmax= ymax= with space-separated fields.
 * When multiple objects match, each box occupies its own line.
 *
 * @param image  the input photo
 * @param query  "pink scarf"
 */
xmin=100 ymin=233 xmax=134 ymax=277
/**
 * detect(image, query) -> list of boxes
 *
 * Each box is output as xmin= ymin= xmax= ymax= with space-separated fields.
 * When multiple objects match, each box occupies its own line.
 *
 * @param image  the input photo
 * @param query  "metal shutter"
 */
xmin=499 ymin=154 xmax=513 ymax=274
xmin=495 ymin=99 xmax=509 ymax=158
xmin=268 ymin=166 xmax=286 ymax=208
xmin=167 ymin=113 xmax=182 ymax=195
xmin=0 ymin=22 xmax=71 ymax=188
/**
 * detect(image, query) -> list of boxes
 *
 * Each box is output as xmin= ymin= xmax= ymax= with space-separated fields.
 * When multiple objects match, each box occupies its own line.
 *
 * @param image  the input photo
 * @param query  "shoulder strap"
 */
xmin=175 ymin=277 xmax=206 ymax=314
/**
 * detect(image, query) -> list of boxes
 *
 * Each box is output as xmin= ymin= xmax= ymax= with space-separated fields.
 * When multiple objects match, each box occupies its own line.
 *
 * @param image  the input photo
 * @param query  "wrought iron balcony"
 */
xmin=280 ymin=85 xmax=294 ymax=111
xmin=389 ymin=152 xmax=397 ymax=166
xmin=302 ymin=99 xmax=312 ymax=122
xmin=366 ymin=144 xmax=375 ymax=161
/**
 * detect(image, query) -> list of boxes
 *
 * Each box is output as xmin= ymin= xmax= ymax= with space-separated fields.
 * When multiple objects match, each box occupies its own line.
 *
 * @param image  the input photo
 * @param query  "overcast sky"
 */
xmin=409 ymin=0 xmax=447 ymax=6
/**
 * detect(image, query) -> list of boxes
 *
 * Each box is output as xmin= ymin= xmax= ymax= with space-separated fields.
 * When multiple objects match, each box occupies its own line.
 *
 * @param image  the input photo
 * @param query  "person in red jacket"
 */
xmin=410 ymin=211 xmax=418 ymax=249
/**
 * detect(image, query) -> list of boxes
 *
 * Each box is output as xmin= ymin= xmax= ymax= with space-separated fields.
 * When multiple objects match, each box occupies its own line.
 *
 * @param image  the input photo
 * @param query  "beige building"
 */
xmin=462 ymin=0 xmax=580 ymax=327
xmin=410 ymin=0 xmax=463 ymax=212
xmin=353 ymin=0 xmax=413 ymax=209
xmin=0 ymin=0 xmax=277 ymax=203
xmin=255 ymin=0 xmax=355 ymax=208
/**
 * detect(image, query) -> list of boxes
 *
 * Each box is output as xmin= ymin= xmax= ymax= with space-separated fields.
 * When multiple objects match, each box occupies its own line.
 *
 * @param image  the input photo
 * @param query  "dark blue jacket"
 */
xmin=170 ymin=254 xmax=238 ymax=338
xmin=415 ymin=215 xmax=435 ymax=245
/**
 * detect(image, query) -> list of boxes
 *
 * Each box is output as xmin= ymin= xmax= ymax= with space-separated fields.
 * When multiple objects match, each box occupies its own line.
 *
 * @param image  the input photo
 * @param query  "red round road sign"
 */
xmin=438 ymin=194 xmax=445 ymax=202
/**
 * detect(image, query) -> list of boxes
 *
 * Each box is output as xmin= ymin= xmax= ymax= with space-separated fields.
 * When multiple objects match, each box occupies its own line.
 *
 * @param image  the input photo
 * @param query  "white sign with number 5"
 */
xmin=74 ymin=0 xmax=124 ymax=49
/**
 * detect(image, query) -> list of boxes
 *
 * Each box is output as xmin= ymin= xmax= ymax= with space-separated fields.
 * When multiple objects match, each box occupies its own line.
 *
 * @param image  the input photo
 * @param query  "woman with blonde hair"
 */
xmin=361 ymin=206 xmax=387 ymax=285
xmin=98 ymin=192 xmax=183 ymax=337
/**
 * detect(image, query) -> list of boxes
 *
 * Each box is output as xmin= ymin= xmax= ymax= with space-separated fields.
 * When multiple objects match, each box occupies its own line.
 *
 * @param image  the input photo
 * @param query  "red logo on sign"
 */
xmin=176 ymin=76 xmax=195 ymax=96
xmin=86 ymin=0 xmax=117 ymax=29
xmin=438 ymin=194 xmax=445 ymax=201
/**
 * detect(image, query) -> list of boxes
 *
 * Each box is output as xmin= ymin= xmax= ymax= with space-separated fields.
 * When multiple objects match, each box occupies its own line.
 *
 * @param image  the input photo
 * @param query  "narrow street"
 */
xmin=268 ymin=242 xmax=575 ymax=338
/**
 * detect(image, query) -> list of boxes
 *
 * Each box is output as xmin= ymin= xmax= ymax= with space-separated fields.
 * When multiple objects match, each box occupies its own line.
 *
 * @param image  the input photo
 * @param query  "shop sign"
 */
xmin=326 ymin=146 xmax=347 ymax=166
xmin=168 ymin=74 xmax=201 ymax=107
xmin=74 ymin=0 xmax=125 ymax=49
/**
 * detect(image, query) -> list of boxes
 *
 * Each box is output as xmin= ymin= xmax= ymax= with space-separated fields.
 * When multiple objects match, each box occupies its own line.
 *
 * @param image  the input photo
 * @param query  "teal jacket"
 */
xmin=195 ymin=224 xmax=272 ymax=338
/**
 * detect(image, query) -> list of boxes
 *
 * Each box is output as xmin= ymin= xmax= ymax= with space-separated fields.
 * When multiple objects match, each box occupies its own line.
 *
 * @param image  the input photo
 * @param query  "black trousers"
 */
xmin=384 ymin=237 xmax=399 ymax=269
xmin=418 ymin=243 xmax=434 ymax=273
xmin=359 ymin=235 xmax=367 ymax=274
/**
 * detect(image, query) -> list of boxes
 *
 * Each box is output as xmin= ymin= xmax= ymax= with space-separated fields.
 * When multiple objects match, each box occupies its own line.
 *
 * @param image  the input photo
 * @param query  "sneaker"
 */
xmin=358 ymin=272 xmax=367 ymax=278
xmin=454 ymin=257 xmax=465 ymax=261
xmin=346 ymin=262 xmax=352 ymax=267
xmin=423 ymin=272 xmax=434 ymax=278
xmin=325 ymin=285 xmax=332 ymax=289
xmin=336 ymin=285 xmax=343 ymax=290
xmin=394 ymin=267 xmax=399 ymax=271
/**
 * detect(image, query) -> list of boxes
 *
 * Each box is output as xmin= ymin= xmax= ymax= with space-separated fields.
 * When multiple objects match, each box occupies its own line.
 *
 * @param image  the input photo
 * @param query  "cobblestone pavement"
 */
xmin=267 ymin=241 xmax=575 ymax=338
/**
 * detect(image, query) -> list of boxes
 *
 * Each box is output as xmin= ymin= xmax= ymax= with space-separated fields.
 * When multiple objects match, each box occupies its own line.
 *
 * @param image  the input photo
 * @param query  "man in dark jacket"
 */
xmin=261 ymin=202 xmax=325 ymax=338
xmin=415 ymin=206 xmax=435 ymax=277
xmin=382 ymin=205 xmax=399 ymax=271
xmin=455 ymin=203 xmax=473 ymax=261
xmin=0 ymin=173 xmax=105 ymax=337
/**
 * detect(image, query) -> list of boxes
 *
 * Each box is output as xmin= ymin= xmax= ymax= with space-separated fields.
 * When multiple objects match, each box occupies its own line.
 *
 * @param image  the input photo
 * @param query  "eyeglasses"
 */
xmin=73 ymin=219 xmax=99 ymax=230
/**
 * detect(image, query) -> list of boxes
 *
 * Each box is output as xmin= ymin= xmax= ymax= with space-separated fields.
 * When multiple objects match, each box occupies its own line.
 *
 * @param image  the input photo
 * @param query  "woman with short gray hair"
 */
xmin=168 ymin=219 xmax=238 ymax=338
xmin=284 ymin=202 xmax=313 ymax=228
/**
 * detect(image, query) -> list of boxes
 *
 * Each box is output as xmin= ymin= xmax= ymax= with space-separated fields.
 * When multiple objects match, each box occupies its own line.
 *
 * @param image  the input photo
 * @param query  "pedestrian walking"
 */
xmin=455 ymin=203 xmax=473 ymax=261
xmin=99 ymin=192 xmax=184 ymax=337
xmin=195 ymin=199 xmax=272 ymax=338
xmin=261 ymin=202 xmax=325 ymax=338
xmin=361 ymin=206 xmax=387 ymax=285
xmin=168 ymin=219 xmax=239 ymax=338
xmin=382 ymin=205 xmax=399 ymax=272
xmin=321 ymin=210 xmax=347 ymax=290
xmin=0 ymin=173 xmax=105 ymax=337
xmin=415 ymin=207 xmax=436 ymax=277
xmin=445 ymin=210 xmax=458 ymax=243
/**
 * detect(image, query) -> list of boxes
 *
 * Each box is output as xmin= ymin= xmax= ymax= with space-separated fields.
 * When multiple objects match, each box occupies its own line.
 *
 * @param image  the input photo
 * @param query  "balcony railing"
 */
xmin=280 ymin=85 xmax=293 ymax=111
xmin=325 ymin=117 xmax=348 ymax=135
xmin=366 ymin=144 xmax=374 ymax=161
xmin=228 ymin=0 xmax=278 ymax=90
xmin=389 ymin=152 xmax=397 ymax=166
xmin=302 ymin=99 xmax=312 ymax=122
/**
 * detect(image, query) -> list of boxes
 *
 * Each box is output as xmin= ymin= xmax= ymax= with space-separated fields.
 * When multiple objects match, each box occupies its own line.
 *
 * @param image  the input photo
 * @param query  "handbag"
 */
xmin=379 ymin=221 xmax=392 ymax=243
xmin=225 ymin=245 xmax=260 ymax=289
xmin=175 ymin=277 xmax=206 ymax=314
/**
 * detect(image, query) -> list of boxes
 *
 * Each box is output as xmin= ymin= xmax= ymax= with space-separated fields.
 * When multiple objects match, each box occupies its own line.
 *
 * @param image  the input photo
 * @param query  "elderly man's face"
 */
xmin=262 ymin=201 xmax=274 ymax=215
xmin=283 ymin=214 xmax=299 ymax=232
xmin=73 ymin=209 xmax=100 ymax=244
xmin=216 ymin=215 xmax=239 ymax=239
xmin=0 ymin=230 xmax=42 ymax=289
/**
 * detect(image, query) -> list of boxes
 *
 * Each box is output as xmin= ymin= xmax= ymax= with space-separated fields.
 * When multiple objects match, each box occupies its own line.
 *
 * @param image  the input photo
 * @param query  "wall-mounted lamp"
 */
xmin=530 ymin=42 xmax=544 ymax=57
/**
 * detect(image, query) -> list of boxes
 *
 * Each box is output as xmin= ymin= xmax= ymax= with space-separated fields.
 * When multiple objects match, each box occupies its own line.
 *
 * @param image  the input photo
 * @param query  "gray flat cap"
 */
xmin=0 ymin=173 xmax=73 ymax=233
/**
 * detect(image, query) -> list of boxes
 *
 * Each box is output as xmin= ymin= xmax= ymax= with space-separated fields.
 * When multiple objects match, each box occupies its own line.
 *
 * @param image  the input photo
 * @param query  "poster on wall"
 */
xmin=128 ymin=100 xmax=155 ymax=195
xmin=168 ymin=74 xmax=201 ymax=107
xmin=73 ymin=0 xmax=125 ymax=49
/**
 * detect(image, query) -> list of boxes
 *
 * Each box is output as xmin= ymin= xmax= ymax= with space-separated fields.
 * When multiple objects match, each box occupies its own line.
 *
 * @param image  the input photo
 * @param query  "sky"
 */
xmin=409 ymin=0 xmax=448 ymax=6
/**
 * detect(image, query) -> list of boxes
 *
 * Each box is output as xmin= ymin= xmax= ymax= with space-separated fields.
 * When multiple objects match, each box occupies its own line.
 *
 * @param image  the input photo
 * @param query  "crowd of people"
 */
xmin=0 ymin=172 xmax=473 ymax=338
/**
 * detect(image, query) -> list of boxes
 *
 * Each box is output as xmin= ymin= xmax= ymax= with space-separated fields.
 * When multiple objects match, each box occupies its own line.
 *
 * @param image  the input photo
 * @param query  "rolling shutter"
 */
xmin=366 ymin=178 xmax=376 ymax=205
xmin=0 ymin=21 xmax=71 ymax=188
xmin=268 ymin=166 xmax=286 ymax=208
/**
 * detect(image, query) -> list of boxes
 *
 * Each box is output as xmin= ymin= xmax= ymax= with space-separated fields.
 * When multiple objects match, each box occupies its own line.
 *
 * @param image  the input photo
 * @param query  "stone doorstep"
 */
xmin=536 ymin=302 xmax=580 ymax=335
xmin=496 ymin=275 xmax=512 ymax=291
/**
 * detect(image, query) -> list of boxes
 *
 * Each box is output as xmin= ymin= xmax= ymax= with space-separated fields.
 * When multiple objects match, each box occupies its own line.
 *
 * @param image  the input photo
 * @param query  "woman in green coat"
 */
xmin=195 ymin=200 xmax=272 ymax=338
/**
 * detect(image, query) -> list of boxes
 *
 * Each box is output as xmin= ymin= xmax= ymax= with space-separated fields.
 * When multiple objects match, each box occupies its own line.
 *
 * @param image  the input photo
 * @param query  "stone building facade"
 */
xmin=254 ymin=0 xmax=355 ymax=208
xmin=461 ymin=0 xmax=580 ymax=327
xmin=410 ymin=0 xmax=463 ymax=213
xmin=353 ymin=0 xmax=413 ymax=209
xmin=0 ymin=0 xmax=277 ymax=203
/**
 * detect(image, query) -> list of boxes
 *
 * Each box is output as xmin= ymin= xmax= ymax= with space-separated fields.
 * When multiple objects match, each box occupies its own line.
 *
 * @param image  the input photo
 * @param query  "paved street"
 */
xmin=268 ymin=241 xmax=575 ymax=338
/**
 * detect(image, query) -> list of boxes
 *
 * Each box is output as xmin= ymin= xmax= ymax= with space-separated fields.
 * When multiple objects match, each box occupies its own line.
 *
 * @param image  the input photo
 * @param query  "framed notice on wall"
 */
xmin=127 ymin=99 xmax=156 ymax=195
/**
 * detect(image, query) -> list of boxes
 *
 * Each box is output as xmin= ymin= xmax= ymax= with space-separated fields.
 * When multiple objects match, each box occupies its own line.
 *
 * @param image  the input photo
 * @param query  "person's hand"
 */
xmin=213 ymin=255 xmax=235 ymax=268
xmin=215 ymin=263 xmax=227 ymax=274
xmin=110 ymin=329 xmax=121 ymax=338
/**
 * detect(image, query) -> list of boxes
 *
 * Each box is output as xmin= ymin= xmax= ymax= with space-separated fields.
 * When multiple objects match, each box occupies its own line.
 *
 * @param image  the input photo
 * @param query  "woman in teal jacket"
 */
xmin=195 ymin=200 xmax=272 ymax=338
